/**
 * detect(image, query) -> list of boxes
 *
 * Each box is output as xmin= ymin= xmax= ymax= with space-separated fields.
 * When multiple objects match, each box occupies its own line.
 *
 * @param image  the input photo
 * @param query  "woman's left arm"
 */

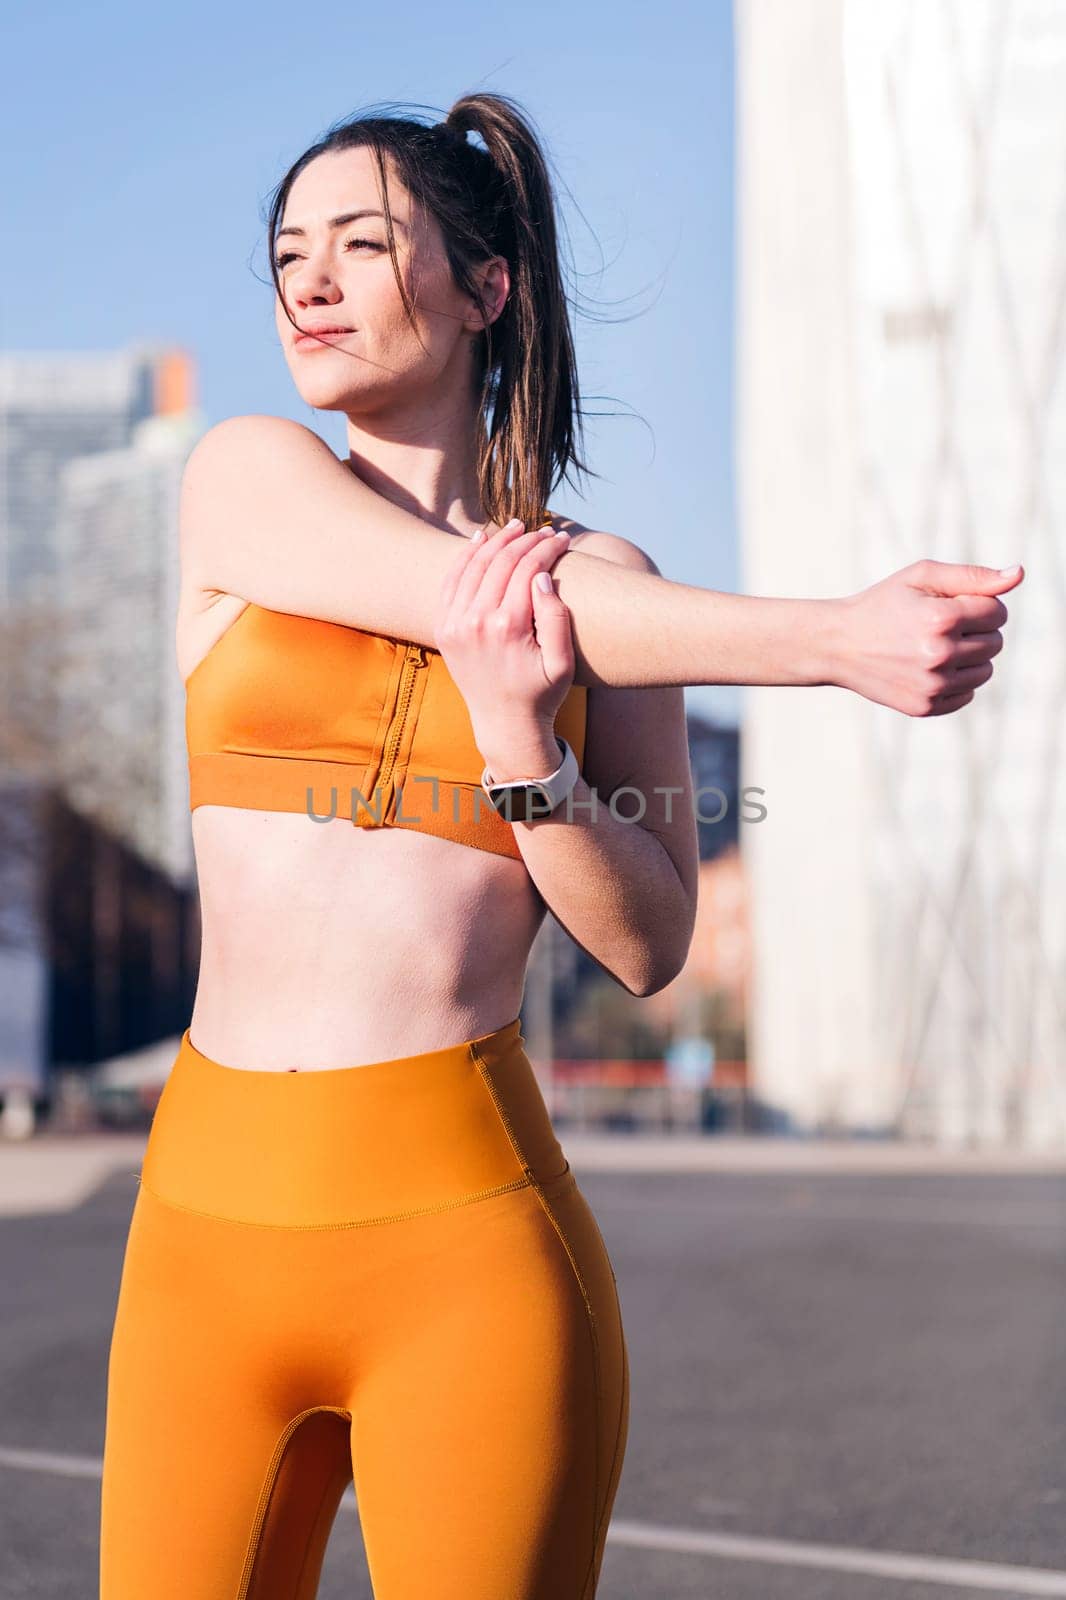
xmin=441 ymin=527 xmax=700 ymax=997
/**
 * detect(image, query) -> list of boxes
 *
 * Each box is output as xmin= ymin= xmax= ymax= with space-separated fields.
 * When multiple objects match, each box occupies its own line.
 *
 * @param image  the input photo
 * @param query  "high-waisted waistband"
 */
xmin=138 ymin=1015 xmax=570 ymax=1229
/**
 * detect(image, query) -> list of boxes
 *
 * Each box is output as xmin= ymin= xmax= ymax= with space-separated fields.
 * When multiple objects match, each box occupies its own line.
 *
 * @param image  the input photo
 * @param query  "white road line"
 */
xmin=602 ymin=1192 xmax=1066 ymax=1231
xmin=604 ymin=1519 xmax=1066 ymax=1593
xmin=3 ymin=1445 xmax=1065 ymax=1594
xmin=0 ymin=1445 xmax=102 ymax=1480
xmin=563 ymin=1138 xmax=1066 ymax=1175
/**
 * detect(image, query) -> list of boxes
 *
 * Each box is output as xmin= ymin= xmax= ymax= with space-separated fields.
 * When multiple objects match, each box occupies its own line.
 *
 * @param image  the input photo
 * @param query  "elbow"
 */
xmin=601 ymin=883 xmax=697 ymax=997
xmin=617 ymin=897 xmax=696 ymax=996
xmin=618 ymin=943 xmax=690 ymax=999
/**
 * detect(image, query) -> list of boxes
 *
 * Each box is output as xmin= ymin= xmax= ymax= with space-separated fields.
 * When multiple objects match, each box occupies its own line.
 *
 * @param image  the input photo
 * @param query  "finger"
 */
xmin=489 ymin=537 xmax=573 ymax=649
xmin=486 ymin=531 xmax=573 ymax=649
xmin=450 ymin=520 xmax=535 ymax=613
xmin=530 ymin=569 xmax=576 ymax=683
xmin=438 ymin=517 xmax=522 ymax=614
xmin=464 ymin=531 xmax=569 ymax=617
xmin=500 ymin=530 xmax=571 ymax=607
xmin=908 ymin=558 xmax=1024 ymax=596
xmin=942 ymin=660 xmax=995 ymax=692
xmin=945 ymin=594 xmax=1010 ymax=634
xmin=926 ymin=687 xmax=976 ymax=716
xmin=949 ymin=630 xmax=1003 ymax=667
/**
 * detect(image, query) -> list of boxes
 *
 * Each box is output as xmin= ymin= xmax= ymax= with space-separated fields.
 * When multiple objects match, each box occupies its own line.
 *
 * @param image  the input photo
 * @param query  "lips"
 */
xmin=294 ymin=326 xmax=355 ymax=348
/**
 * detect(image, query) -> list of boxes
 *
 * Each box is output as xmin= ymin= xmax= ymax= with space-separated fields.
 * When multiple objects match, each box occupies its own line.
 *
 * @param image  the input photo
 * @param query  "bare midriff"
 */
xmin=188 ymin=805 xmax=545 ymax=1073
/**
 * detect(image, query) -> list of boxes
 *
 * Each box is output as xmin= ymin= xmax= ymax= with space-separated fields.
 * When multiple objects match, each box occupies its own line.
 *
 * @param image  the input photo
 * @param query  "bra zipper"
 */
xmin=376 ymin=643 xmax=427 ymax=814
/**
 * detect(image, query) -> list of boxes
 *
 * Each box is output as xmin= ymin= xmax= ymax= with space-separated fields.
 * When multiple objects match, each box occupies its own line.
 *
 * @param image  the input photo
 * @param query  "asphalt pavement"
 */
xmin=2 ymin=1136 xmax=1064 ymax=1598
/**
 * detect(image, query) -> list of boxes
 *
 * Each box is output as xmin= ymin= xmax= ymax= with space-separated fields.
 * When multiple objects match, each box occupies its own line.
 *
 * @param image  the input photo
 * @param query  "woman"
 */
xmin=99 ymin=94 xmax=1017 ymax=1600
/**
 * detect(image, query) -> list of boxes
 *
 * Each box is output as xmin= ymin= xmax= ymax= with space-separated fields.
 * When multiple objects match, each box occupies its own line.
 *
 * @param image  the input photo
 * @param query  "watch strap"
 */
xmin=480 ymin=737 xmax=579 ymax=818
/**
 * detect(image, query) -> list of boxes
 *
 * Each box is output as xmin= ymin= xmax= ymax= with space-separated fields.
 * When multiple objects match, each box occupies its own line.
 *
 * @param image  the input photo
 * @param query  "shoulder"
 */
xmin=183 ymin=414 xmax=334 ymax=485
xmin=178 ymin=417 xmax=339 ymax=609
xmin=549 ymin=517 xmax=662 ymax=576
xmin=179 ymin=416 xmax=343 ymax=567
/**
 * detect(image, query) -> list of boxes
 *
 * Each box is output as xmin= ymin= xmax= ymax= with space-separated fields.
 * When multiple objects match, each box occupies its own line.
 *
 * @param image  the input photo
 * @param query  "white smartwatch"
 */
xmin=480 ymin=737 xmax=580 ymax=822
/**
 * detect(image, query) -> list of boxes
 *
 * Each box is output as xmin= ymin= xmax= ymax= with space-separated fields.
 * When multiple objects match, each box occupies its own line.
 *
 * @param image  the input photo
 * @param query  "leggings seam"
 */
xmin=134 ymin=1172 xmax=533 ymax=1232
xmin=591 ymin=1281 xmax=629 ymax=1577
xmin=236 ymin=1405 xmax=351 ymax=1600
xmin=586 ymin=1209 xmax=629 ymax=1535
xmin=537 ymin=1181 xmax=604 ymax=1600
xmin=469 ymin=1040 xmax=604 ymax=1598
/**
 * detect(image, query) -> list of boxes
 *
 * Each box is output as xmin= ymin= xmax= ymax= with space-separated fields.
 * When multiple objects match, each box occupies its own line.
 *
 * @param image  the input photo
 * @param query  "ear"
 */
xmin=466 ymin=255 xmax=511 ymax=334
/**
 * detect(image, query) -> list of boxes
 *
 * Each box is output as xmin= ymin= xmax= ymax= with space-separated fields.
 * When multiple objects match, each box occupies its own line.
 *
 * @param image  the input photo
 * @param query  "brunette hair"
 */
xmin=264 ymin=92 xmax=603 ymax=528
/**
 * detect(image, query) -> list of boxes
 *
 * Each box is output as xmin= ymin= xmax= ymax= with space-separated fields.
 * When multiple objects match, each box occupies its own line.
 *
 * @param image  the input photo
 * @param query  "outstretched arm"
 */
xmin=180 ymin=414 xmax=1022 ymax=715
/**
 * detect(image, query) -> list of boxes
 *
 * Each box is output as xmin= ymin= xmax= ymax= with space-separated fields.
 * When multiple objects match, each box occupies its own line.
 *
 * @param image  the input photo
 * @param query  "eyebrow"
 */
xmin=275 ymin=209 xmax=406 ymax=241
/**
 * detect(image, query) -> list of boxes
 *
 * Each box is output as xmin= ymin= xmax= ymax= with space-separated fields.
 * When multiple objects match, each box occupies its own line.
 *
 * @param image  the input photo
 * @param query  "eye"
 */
xmin=274 ymin=237 xmax=384 ymax=270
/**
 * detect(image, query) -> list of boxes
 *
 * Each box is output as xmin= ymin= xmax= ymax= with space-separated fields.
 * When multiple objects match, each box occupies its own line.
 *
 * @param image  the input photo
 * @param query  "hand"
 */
xmin=828 ymin=559 xmax=1024 ymax=716
xmin=434 ymin=518 xmax=577 ymax=766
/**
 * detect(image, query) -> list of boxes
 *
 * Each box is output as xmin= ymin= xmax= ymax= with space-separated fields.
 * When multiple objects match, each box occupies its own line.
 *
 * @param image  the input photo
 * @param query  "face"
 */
xmin=273 ymin=145 xmax=507 ymax=414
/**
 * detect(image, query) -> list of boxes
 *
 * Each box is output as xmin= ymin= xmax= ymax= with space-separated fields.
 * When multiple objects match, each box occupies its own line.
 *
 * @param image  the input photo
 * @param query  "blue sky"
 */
xmin=6 ymin=0 xmax=738 ymax=724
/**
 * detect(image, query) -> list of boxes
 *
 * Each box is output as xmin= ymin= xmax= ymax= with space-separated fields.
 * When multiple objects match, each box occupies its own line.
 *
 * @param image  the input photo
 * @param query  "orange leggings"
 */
xmin=99 ymin=1016 xmax=629 ymax=1599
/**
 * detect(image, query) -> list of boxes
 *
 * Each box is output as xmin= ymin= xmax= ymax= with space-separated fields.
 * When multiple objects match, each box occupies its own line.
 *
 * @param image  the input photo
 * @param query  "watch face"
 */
xmin=489 ymin=786 xmax=555 ymax=822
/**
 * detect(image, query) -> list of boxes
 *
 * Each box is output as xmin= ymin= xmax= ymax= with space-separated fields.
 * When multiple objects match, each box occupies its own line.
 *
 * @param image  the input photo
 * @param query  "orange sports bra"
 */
xmin=185 ymin=586 xmax=588 ymax=863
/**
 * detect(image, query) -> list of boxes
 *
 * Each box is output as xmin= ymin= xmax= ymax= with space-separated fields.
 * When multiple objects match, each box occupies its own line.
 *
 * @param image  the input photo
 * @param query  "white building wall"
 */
xmin=736 ymin=0 xmax=1066 ymax=1146
xmin=737 ymin=0 xmax=890 ymax=1135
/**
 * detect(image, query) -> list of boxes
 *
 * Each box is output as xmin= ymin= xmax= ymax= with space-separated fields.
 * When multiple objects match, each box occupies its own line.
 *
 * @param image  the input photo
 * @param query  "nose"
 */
xmin=282 ymin=254 xmax=344 ymax=310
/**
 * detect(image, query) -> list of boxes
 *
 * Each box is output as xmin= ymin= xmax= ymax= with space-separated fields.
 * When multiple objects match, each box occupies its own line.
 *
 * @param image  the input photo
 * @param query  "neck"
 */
xmin=343 ymin=378 xmax=492 ymax=537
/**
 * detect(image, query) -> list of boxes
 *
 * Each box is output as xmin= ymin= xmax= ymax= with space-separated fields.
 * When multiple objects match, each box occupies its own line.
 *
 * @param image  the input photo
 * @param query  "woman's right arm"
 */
xmin=180 ymin=414 xmax=1020 ymax=714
